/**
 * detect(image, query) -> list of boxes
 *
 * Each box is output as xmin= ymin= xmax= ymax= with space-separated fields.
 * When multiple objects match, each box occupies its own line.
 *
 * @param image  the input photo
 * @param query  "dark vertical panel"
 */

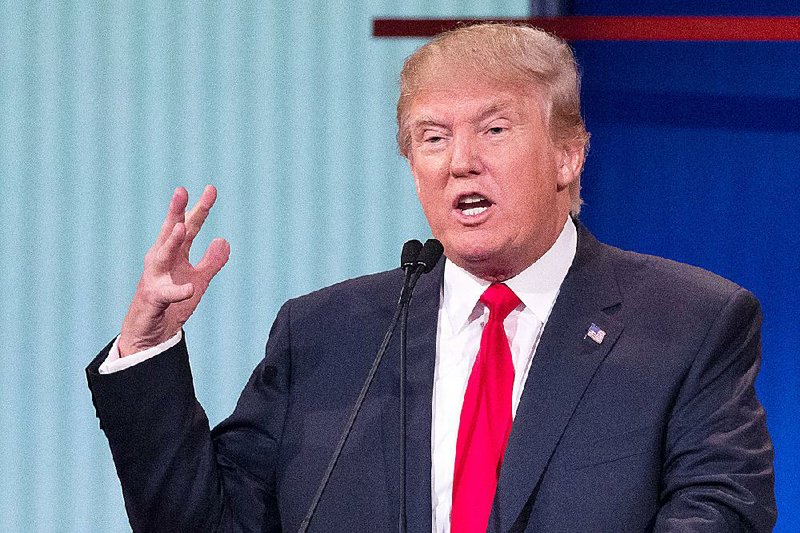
xmin=574 ymin=39 xmax=800 ymax=531
xmin=573 ymin=0 xmax=800 ymax=16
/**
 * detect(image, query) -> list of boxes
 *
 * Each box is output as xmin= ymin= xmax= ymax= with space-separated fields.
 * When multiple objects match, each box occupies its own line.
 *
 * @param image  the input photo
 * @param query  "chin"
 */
xmin=446 ymin=238 xmax=493 ymax=262
xmin=447 ymin=234 xmax=533 ymax=280
xmin=449 ymin=242 xmax=511 ymax=276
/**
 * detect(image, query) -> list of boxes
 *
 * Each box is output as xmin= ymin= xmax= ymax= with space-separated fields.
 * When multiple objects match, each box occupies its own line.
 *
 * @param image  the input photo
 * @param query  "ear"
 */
xmin=556 ymin=142 xmax=585 ymax=190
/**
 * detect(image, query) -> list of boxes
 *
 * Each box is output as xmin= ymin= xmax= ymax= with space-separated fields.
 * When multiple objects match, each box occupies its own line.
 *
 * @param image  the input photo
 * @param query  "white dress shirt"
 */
xmin=99 ymin=331 xmax=183 ymax=374
xmin=100 ymin=219 xmax=577 ymax=533
xmin=431 ymin=217 xmax=576 ymax=532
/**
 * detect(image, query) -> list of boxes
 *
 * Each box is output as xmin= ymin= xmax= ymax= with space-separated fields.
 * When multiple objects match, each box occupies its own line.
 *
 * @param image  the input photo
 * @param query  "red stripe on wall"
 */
xmin=373 ymin=17 xmax=800 ymax=41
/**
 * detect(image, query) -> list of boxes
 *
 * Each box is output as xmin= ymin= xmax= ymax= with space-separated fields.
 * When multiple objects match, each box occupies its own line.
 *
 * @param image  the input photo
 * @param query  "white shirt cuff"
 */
xmin=98 ymin=331 xmax=184 ymax=374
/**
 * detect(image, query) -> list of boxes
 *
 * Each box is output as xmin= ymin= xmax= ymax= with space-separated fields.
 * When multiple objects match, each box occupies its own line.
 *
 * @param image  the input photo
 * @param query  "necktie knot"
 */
xmin=480 ymin=283 xmax=521 ymax=323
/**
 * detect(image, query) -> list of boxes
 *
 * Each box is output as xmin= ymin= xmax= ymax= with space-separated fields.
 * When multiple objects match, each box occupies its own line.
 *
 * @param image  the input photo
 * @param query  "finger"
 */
xmin=154 ymin=282 xmax=195 ymax=305
xmin=196 ymin=238 xmax=231 ymax=280
xmin=184 ymin=184 xmax=217 ymax=247
xmin=155 ymin=187 xmax=189 ymax=248
xmin=154 ymin=222 xmax=187 ymax=271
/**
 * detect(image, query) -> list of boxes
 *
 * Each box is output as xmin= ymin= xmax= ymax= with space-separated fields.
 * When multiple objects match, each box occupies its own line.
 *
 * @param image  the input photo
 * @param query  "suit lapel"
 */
xmin=491 ymin=224 xmax=624 ymax=531
xmin=381 ymin=261 xmax=443 ymax=533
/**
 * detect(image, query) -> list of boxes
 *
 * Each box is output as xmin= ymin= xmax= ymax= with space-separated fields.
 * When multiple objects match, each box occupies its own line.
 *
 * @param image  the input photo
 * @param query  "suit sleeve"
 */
xmin=654 ymin=288 xmax=777 ymax=532
xmin=86 ymin=300 xmax=295 ymax=532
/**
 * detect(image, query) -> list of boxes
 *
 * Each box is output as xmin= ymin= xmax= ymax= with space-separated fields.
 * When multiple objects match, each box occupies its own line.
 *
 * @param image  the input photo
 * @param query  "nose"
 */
xmin=449 ymin=133 xmax=483 ymax=178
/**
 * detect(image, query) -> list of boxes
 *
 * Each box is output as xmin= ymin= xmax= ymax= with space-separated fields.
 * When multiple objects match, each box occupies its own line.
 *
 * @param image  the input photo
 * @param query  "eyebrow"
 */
xmin=474 ymin=99 xmax=516 ymax=122
xmin=410 ymin=116 xmax=443 ymax=130
xmin=410 ymin=99 xmax=519 ymax=132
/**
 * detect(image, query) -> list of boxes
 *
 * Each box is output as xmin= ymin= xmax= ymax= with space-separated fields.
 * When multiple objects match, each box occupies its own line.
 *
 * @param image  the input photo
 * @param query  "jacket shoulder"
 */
xmin=602 ymin=242 xmax=759 ymax=320
xmin=288 ymin=268 xmax=405 ymax=314
xmin=269 ymin=269 xmax=408 ymax=345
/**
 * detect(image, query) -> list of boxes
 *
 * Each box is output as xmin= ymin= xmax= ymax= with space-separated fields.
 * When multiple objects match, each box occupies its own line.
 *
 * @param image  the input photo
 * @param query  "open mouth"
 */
xmin=456 ymin=193 xmax=493 ymax=216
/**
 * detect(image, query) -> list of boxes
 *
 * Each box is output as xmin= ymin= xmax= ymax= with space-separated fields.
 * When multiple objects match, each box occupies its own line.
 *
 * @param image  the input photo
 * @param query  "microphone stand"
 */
xmin=298 ymin=240 xmax=441 ymax=533
xmin=398 ymin=241 xmax=441 ymax=533
xmin=398 ymin=266 xmax=422 ymax=533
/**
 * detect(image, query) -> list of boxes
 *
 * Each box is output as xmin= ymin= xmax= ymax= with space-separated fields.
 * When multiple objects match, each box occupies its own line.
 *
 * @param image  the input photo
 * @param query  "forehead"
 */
xmin=406 ymin=80 xmax=545 ymax=125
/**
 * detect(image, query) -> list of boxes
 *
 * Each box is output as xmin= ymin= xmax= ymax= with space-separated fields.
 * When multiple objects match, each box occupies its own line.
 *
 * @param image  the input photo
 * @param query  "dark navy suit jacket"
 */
xmin=87 ymin=225 xmax=776 ymax=532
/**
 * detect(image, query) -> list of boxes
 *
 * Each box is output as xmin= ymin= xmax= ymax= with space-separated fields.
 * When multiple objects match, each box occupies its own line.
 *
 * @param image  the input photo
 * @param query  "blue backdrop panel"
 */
xmin=574 ymin=40 xmax=800 ymax=530
xmin=574 ymin=0 xmax=800 ymax=16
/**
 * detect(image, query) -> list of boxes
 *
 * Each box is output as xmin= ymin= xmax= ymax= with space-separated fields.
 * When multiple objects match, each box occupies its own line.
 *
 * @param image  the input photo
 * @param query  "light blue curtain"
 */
xmin=0 ymin=1 xmax=528 ymax=531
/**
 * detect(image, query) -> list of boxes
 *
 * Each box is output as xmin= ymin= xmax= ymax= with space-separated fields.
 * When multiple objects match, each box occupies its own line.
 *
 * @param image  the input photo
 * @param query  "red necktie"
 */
xmin=451 ymin=283 xmax=521 ymax=532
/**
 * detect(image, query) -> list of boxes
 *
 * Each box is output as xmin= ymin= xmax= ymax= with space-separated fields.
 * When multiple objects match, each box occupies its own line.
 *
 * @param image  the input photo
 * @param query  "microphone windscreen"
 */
xmin=417 ymin=239 xmax=444 ymax=273
xmin=401 ymin=239 xmax=423 ymax=269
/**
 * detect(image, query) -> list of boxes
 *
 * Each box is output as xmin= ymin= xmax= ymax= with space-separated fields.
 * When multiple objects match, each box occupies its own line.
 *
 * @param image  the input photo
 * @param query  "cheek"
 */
xmin=409 ymin=171 xmax=439 ymax=220
xmin=411 ymin=159 xmax=447 ymax=196
xmin=419 ymin=187 xmax=446 ymax=223
xmin=511 ymin=152 xmax=561 ymax=198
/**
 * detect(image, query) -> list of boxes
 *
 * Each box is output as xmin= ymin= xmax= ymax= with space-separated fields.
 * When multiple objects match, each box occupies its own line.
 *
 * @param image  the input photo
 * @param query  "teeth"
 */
xmin=461 ymin=194 xmax=486 ymax=204
xmin=462 ymin=206 xmax=488 ymax=216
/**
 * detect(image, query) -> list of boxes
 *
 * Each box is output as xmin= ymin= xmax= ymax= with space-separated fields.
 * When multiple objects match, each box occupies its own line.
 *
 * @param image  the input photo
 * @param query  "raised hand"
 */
xmin=118 ymin=186 xmax=230 ymax=357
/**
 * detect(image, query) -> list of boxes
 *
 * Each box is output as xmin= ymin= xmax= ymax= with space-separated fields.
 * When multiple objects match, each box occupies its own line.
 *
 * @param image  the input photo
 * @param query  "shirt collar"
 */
xmin=442 ymin=217 xmax=578 ymax=332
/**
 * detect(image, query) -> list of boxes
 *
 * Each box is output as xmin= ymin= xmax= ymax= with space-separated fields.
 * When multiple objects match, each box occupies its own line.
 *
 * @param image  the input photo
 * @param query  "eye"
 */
xmin=487 ymin=126 xmax=506 ymax=135
xmin=422 ymin=131 xmax=446 ymax=144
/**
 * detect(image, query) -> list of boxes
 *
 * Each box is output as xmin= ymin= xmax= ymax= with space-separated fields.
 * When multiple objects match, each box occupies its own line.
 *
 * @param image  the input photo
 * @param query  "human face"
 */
xmin=406 ymin=79 xmax=581 ymax=281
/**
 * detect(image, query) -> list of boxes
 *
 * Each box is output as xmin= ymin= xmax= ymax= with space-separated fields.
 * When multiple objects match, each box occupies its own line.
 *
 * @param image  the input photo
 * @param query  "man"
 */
xmin=87 ymin=24 xmax=776 ymax=532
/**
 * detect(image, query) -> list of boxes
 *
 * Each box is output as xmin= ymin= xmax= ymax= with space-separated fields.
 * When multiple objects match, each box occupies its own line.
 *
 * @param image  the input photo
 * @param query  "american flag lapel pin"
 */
xmin=585 ymin=323 xmax=606 ymax=344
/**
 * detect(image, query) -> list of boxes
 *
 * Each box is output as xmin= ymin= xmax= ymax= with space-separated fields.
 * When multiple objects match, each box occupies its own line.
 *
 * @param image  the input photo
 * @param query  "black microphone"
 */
xmin=401 ymin=239 xmax=423 ymax=272
xmin=399 ymin=239 xmax=444 ymax=305
xmin=298 ymin=240 xmax=443 ymax=533
xmin=415 ymin=239 xmax=444 ymax=273
xmin=398 ymin=239 xmax=424 ymax=305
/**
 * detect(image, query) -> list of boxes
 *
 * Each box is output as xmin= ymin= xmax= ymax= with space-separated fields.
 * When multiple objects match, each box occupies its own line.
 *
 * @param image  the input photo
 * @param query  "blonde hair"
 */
xmin=397 ymin=23 xmax=589 ymax=215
